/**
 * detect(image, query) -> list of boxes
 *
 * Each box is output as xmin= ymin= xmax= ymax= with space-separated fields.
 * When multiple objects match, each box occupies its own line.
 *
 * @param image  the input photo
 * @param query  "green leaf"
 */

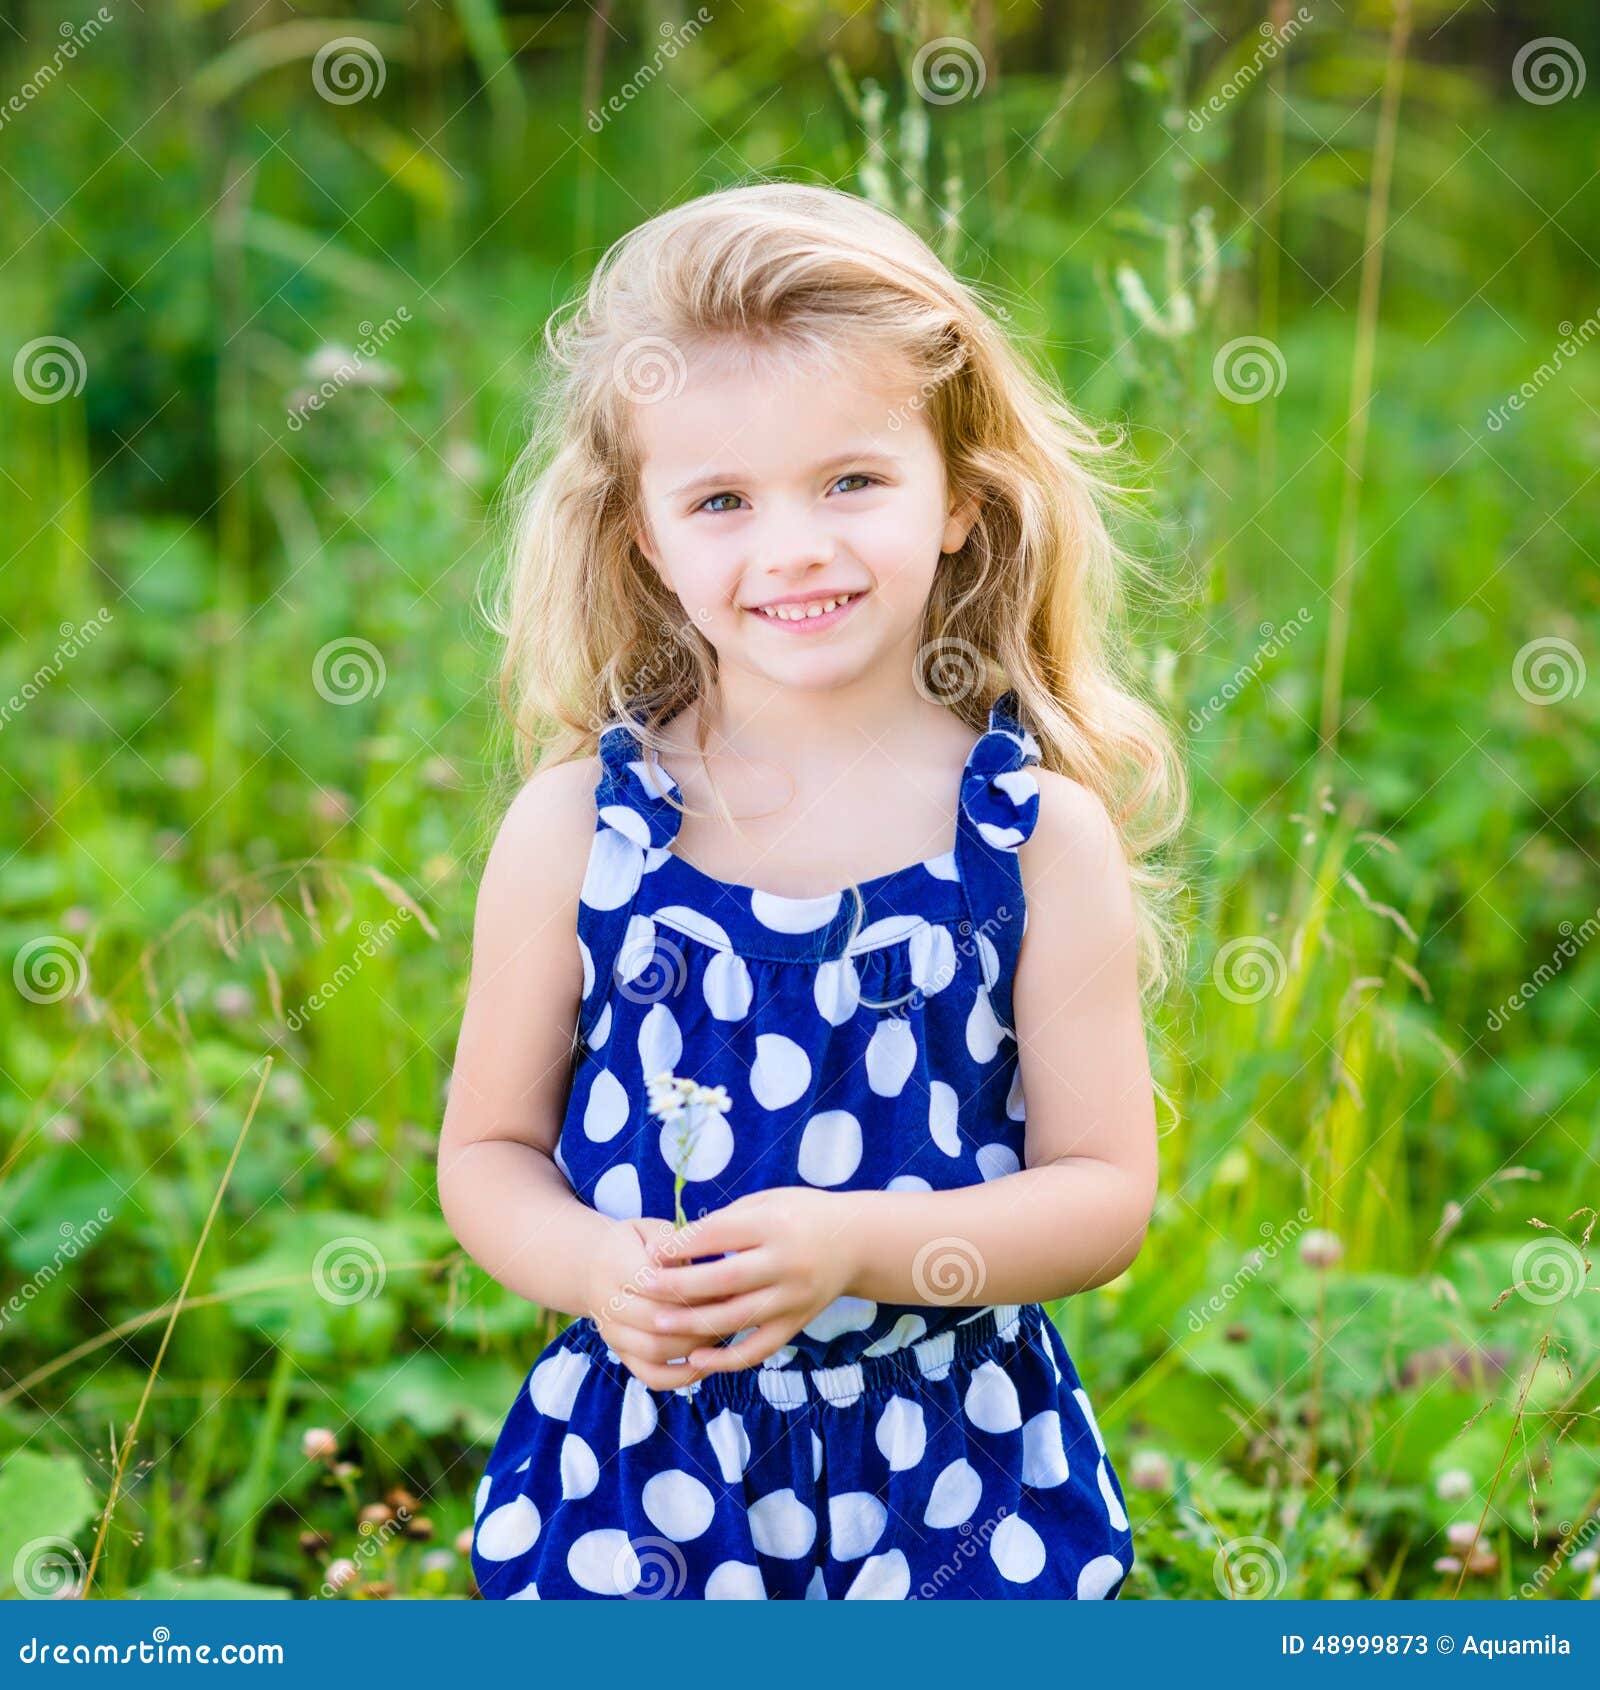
xmin=0 ymin=1451 xmax=98 ymax=1596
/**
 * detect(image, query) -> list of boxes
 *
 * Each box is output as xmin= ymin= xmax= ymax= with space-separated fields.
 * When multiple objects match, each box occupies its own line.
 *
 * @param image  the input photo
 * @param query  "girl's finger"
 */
xmin=605 ymin=1325 xmax=714 ymax=1367
xmin=647 ymin=1285 xmax=791 ymax=1339
xmin=649 ymin=1205 xmax=767 ymax=1263
xmin=681 ymin=1320 xmax=797 ymax=1374
xmin=638 ymin=1247 xmax=777 ymax=1307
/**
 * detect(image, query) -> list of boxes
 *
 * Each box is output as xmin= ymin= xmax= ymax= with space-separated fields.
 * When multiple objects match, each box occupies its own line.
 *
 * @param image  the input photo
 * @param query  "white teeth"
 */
xmin=757 ymin=593 xmax=856 ymax=622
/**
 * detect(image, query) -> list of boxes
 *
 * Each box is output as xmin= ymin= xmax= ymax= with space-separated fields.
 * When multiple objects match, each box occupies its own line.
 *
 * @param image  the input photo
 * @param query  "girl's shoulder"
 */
xmin=474 ymin=755 xmax=603 ymax=930
xmin=1017 ymin=767 xmax=1137 ymax=961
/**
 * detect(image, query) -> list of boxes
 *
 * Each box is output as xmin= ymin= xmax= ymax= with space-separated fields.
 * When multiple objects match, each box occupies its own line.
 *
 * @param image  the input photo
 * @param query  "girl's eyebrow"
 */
xmin=666 ymin=446 xmax=904 ymax=500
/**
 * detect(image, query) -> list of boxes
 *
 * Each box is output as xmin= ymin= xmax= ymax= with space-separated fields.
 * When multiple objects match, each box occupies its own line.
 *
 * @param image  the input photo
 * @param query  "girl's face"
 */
xmin=629 ymin=337 xmax=975 ymax=694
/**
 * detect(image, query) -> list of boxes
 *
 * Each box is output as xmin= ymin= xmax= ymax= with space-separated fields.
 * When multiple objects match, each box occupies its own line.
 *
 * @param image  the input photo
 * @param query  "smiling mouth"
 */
xmin=745 ymin=590 xmax=866 ymax=625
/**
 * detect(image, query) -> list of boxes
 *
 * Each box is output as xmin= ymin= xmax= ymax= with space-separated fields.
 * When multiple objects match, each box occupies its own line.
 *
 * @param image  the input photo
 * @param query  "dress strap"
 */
xmin=954 ymin=688 xmax=1043 ymax=1039
xmin=576 ymin=713 xmax=685 ymax=1046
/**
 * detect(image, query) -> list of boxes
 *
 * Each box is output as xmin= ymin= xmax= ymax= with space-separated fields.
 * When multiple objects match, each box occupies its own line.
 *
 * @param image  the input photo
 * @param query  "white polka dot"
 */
xmin=588 ymin=1001 xmax=611 ymax=1049
xmin=989 ymin=1513 xmax=1046 ymax=1582
xmin=751 ymin=889 xmax=841 ymax=934
xmin=1005 ymin=1065 xmax=1025 ymax=1121
xmin=615 ymin=915 xmax=660 ymax=987
xmin=827 ymin=1491 xmax=887 ymax=1561
xmin=976 ymin=1142 xmax=1020 ymax=1180
xmin=476 ymin=1496 xmax=540 ymax=1561
xmin=862 ymin=1312 xmax=927 ymax=1355
xmin=507 ymin=1581 xmax=539 ymax=1598
xmin=704 ymin=951 xmax=753 ymax=1019
xmin=908 ymin=923 xmax=957 ymax=996
xmin=865 ymin=1017 xmax=917 ymax=1096
xmin=1097 ymin=1459 xmax=1129 ymax=1531
xmin=658 ymin=1107 xmax=733 ymax=1182
xmin=638 ymin=1002 xmax=682 ymax=1086
xmin=706 ymin=1409 xmax=750 ymax=1482
xmin=813 ymin=957 xmax=860 ymax=1025
xmin=619 ymin=1375 xmax=657 ymax=1446
xmin=748 ymin=1488 xmax=816 ymax=1559
xmin=966 ymin=986 xmax=1005 ymax=1063
xmin=874 ymin=1396 xmax=927 ymax=1470
xmin=797 ymin=1110 xmax=862 ymax=1186
xmin=885 ymin=1174 xmax=931 ymax=1193
xmin=805 ymin=1566 xmax=828 ymax=1599
xmin=705 ymin=1560 xmax=766 ymax=1599
xmin=1077 ymin=1553 xmax=1125 ymax=1599
xmin=1073 ymin=1386 xmax=1106 ymax=1455
xmin=583 ymin=1068 xmax=629 ymax=1142
xmin=598 ymin=800 xmax=652 ymax=849
xmin=750 ymin=1033 xmax=811 ymax=1109
xmin=559 ymin=1433 xmax=599 ymax=1500
xmin=928 ymin=1081 xmax=961 ymax=1157
xmin=977 ymin=930 xmax=1000 ymax=988
xmin=802 ymin=1295 xmax=877 ymax=1342
xmin=642 ymin=1469 xmax=716 ymax=1542
xmin=844 ymin=1547 xmax=910 ymax=1598
xmin=1021 ymin=1410 xmax=1070 ymax=1488
xmin=474 ymin=1474 xmax=491 ymax=1519
xmin=963 ymin=1360 xmax=1022 ymax=1433
xmin=811 ymin=1430 xmax=823 ymax=1483
xmin=592 ymin=1163 xmax=641 ymax=1219
xmin=528 ymin=1348 xmax=590 ymax=1419
xmin=924 ymin=1458 xmax=982 ymax=1529
xmin=568 ymin=1527 xmax=640 ymax=1595
xmin=924 ymin=849 xmax=959 ymax=881
xmin=580 ymin=827 xmax=644 ymax=911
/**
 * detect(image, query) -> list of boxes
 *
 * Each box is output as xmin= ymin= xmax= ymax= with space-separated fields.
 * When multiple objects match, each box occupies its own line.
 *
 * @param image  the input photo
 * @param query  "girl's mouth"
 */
xmin=744 ymin=590 xmax=867 ymax=634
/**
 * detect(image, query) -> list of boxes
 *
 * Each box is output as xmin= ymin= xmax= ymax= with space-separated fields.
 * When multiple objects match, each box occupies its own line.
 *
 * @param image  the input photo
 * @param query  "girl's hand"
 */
xmin=635 ymin=1189 xmax=859 ymax=1372
xmin=582 ymin=1217 xmax=714 ymax=1392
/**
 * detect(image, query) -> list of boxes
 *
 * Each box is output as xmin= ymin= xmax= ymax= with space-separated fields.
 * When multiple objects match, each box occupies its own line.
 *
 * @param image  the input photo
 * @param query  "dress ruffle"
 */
xmin=595 ymin=722 xmax=684 ymax=851
xmin=960 ymin=690 xmax=1042 ymax=852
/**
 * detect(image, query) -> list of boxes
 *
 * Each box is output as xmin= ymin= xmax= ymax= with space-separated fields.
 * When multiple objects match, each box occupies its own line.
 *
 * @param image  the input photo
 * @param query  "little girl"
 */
xmin=439 ymin=180 xmax=1182 ymax=1600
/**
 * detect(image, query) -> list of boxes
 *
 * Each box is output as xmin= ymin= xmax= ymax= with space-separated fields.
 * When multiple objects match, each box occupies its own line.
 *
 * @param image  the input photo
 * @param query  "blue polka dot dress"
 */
xmin=470 ymin=690 xmax=1134 ymax=1599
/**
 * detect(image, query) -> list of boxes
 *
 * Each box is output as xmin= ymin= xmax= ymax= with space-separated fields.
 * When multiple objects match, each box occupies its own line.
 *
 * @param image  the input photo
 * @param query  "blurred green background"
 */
xmin=2 ymin=0 xmax=1597 ymax=1601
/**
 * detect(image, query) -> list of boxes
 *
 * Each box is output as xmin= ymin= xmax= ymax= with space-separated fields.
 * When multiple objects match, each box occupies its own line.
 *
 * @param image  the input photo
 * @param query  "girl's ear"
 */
xmin=941 ymin=491 xmax=981 ymax=555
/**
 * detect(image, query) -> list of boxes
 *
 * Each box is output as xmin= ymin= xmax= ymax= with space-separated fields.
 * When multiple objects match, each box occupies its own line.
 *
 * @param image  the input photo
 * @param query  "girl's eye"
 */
xmin=831 ymin=473 xmax=876 ymax=494
xmin=699 ymin=492 xmax=744 ymax=514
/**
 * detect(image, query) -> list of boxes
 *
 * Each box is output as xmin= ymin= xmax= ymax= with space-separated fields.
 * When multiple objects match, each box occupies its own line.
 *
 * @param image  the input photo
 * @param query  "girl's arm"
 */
xmin=839 ymin=767 xmax=1160 ymax=1304
xmin=436 ymin=760 xmax=616 ymax=1319
xmin=641 ymin=770 xmax=1159 ymax=1361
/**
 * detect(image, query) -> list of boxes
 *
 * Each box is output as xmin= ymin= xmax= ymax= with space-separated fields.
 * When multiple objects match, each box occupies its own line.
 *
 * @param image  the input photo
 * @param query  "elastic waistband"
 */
xmin=560 ymin=1302 xmax=1040 ymax=1412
